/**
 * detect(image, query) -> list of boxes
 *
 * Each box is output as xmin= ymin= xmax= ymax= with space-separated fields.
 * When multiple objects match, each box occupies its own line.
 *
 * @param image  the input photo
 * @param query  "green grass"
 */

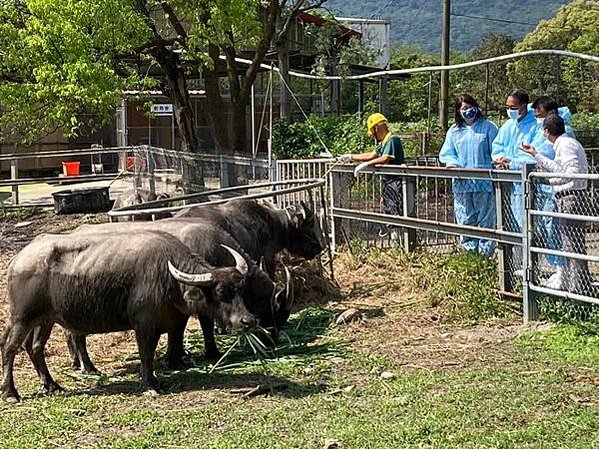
xmin=0 ymin=248 xmax=596 ymax=448
xmin=0 ymin=204 xmax=44 ymax=221
xmin=1 ymin=315 xmax=598 ymax=448
xmin=339 ymin=244 xmax=516 ymax=324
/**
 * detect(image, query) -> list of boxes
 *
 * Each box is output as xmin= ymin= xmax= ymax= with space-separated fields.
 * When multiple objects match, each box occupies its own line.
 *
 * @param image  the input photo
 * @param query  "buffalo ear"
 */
xmin=286 ymin=204 xmax=303 ymax=226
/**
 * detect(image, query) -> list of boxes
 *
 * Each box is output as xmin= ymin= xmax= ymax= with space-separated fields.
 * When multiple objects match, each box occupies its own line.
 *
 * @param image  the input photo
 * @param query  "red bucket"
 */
xmin=126 ymin=156 xmax=146 ymax=172
xmin=62 ymin=161 xmax=80 ymax=176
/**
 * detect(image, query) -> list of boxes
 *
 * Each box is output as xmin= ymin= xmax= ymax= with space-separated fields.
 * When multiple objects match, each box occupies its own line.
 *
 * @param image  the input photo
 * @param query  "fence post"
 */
xmin=10 ymin=158 xmax=19 ymax=205
xmin=331 ymin=169 xmax=350 ymax=247
xmin=328 ymin=170 xmax=337 ymax=253
xmin=220 ymin=155 xmax=229 ymax=188
xmin=401 ymin=174 xmax=417 ymax=251
xmin=147 ymin=149 xmax=156 ymax=197
xmin=496 ymin=181 xmax=511 ymax=292
xmin=522 ymin=162 xmax=539 ymax=322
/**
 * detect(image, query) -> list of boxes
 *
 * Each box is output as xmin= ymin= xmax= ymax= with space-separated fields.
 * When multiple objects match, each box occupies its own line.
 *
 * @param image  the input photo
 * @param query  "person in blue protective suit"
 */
xmin=491 ymin=89 xmax=554 ymax=233
xmin=528 ymin=96 xmax=575 ymax=289
xmin=439 ymin=94 xmax=499 ymax=256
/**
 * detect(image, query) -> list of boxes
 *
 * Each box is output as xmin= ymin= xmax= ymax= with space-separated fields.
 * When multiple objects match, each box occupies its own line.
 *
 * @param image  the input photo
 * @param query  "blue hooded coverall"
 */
xmin=439 ymin=116 xmax=499 ymax=256
xmin=491 ymin=109 xmax=553 ymax=233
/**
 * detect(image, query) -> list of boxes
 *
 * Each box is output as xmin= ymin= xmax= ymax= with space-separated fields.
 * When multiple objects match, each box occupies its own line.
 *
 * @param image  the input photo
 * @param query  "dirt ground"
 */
xmin=0 ymin=211 xmax=548 ymax=397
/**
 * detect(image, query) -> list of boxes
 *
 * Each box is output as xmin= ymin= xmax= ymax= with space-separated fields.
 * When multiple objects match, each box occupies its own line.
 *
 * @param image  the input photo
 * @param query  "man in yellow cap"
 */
xmin=338 ymin=113 xmax=405 ymax=215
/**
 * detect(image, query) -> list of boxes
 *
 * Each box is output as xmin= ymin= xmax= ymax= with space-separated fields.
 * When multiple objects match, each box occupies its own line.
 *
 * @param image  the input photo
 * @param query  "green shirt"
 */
xmin=375 ymin=134 xmax=405 ymax=165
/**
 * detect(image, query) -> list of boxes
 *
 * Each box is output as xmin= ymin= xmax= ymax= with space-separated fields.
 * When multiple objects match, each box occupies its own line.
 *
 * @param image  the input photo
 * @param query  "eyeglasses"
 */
xmin=505 ymin=106 xmax=520 ymax=110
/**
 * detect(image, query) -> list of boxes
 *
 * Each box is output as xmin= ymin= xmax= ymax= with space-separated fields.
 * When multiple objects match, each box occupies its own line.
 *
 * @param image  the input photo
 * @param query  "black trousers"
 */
xmin=381 ymin=177 xmax=402 ymax=215
xmin=556 ymin=191 xmax=592 ymax=294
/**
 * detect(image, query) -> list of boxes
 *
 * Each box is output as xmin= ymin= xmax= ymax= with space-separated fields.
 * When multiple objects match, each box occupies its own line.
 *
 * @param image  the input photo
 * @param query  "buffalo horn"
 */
xmin=282 ymin=265 xmax=294 ymax=310
xmin=275 ymin=265 xmax=294 ymax=312
xmin=299 ymin=205 xmax=307 ymax=220
xmin=221 ymin=244 xmax=248 ymax=275
xmin=270 ymin=280 xmax=278 ymax=314
xmin=168 ymin=261 xmax=213 ymax=286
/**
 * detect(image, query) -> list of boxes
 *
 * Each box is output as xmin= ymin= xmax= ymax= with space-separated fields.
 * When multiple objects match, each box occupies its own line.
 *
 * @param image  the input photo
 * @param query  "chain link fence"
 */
xmin=320 ymin=159 xmax=599 ymax=323
xmin=528 ymin=167 xmax=599 ymax=323
xmin=121 ymin=146 xmax=270 ymax=200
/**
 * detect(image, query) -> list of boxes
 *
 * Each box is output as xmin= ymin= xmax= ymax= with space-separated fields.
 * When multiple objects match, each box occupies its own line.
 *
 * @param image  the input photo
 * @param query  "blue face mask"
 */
xmin=461 ymin=107 xmax=477 ymax=121
xmin=507 ymin=108 xmax=520 ymax=120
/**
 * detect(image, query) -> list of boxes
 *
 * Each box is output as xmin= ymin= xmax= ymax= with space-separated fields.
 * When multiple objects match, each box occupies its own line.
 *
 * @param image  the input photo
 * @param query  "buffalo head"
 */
xmin=168 ymin=245 xmax=257 ymax=332
xmin=285 ymin=201 xmax=324 ymax=260
xmin=241 ymin=263 xmax=294 ymax=340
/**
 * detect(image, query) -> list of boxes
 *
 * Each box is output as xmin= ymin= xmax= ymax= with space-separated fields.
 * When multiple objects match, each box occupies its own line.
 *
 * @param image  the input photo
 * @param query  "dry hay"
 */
xmin=275 ymin=254 xmax=341 ymax=310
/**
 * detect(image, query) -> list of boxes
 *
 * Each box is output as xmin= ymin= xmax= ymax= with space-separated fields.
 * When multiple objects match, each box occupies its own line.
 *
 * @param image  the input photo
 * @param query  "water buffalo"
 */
xmin=64 ymin=219 xmax=293 ymax=371
xmin=61 ymin=198 xmax=319 ymax=371
xmin=111 ymin=188 xmax=173 ymax=221
xmin=175 ymin=199 xmax=325 ymax=277
xmin=1 ymin=231 xmax=255 ymax=402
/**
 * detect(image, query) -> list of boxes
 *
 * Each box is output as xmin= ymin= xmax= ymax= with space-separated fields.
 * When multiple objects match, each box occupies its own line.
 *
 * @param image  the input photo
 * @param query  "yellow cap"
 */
xmin=366 ymin=113 xmax=388 ymax=136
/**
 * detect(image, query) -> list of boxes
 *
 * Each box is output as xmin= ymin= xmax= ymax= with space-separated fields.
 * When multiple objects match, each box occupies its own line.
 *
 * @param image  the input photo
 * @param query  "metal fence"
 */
xmin=0 ymin=145 xmax=270 ymax=207
xmin=323 ymin=162 xmax=598 ymax=319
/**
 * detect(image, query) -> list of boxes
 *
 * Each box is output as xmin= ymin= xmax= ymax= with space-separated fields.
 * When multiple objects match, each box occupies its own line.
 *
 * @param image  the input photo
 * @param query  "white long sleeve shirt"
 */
xmin=533 ymin=135 xmax=588 ymax=192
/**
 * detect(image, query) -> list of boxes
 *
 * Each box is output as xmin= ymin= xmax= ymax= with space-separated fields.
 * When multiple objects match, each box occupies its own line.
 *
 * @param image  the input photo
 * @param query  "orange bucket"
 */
xmin=62 ymin=161 xmax=80 ymax=176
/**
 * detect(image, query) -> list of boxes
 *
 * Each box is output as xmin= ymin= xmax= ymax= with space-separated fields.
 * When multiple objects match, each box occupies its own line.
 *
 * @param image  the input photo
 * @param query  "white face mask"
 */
xmin=507 ymin=109 xmax=520 ymax=120
xmin=536 ymin=118 xmax=545 ymax=127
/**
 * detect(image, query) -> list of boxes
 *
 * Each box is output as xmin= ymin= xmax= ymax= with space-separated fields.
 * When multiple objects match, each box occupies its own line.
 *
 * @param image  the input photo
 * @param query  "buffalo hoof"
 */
xmin=165 ymin=358 xmax=188 ymax=371
xmin=81 ymin=366 xmax=101 ymax=376
xmin=44 ymin=381 xmax=65 ymax=394
xmin=3 ymin=390 xmax=20 ymax=403
xmin=143 ymin=389 xmax=160 ymax=397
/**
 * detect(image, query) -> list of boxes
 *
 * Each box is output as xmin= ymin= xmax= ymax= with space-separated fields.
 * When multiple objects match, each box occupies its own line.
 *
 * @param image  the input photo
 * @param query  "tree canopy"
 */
xmin=508 ymin=0 xmax=599 ymax=112
xmin=0 ymin=0 xmax=318 ymax=153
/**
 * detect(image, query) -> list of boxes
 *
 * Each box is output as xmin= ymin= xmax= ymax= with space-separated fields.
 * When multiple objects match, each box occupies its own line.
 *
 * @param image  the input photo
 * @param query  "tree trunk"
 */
xmin=204 ymin=45 xmax=230 ymax=152
xmin=277 ymin=34 xmax=291 ymax=120
xmin=231 ymin=99 xmax=248 ymax=152
xmin=154 ymin=47 xmax=204 ymax=189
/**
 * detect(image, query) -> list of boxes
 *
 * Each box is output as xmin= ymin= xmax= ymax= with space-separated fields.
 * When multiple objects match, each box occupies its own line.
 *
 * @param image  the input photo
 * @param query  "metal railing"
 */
xmin=0 ymin=145 xmax=270 ymax=206
xmin=324 ymin=162 xmax=598 ymax=321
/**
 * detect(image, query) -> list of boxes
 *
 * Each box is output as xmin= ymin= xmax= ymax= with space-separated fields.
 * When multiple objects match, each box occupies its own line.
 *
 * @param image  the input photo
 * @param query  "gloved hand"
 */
xmin=337 ymin=154 xmax=353 ymax=163
xmin=353 ymin=161 xmax=371 ymax=177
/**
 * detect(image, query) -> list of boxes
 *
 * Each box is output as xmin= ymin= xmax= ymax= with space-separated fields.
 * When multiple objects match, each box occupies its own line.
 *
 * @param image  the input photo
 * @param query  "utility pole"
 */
xmin=439 ymin=0 xmax=450 ymax=130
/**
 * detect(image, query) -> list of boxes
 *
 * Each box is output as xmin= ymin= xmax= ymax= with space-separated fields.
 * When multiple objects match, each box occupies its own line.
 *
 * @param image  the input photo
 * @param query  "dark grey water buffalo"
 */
xmin=62 ymin=199 xmax=319 ymax=372
xmin=175 ymin=199 xmax=325 ymax=277
xmin=111 ymin=188 xmax=173 ymax=221
xmin=1 ymin=231 xmax=256 ymax=402
xmin=66 ymin=219 xmax=293 ymax=371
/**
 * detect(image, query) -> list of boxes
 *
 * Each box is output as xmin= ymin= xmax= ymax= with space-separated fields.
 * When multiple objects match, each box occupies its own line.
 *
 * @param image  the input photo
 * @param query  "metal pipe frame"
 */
xmin=530 ymin=284 xmax=599 ymax=306
xmin=529 ymin=209 xmax=599 ymax=223
xmin=331 ymin=207 xmax=522 ymax=246
xmin=108 ymin=178 xmax=326 ymax=218
xmin=332 ymin=164 xmax=522 ymax=183
xmin=530 ymin=246 xmax=599 ymax=263
xmin=529 ymin=171 xmax=599 ymax=181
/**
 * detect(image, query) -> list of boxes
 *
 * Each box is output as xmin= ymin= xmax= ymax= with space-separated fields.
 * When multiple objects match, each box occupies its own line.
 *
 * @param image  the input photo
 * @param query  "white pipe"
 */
xmin=218 ymin=49 xmax=599 ymax=81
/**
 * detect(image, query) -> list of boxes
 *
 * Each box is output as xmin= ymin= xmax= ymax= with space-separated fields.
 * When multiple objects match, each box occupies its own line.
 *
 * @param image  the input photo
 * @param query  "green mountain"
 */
xmin=326 ymin=0 xmax=571 ymax=52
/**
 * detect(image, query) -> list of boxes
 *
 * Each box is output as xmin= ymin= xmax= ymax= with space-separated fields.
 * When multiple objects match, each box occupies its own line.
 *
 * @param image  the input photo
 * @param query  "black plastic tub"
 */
xmin=52 ymin=187 xmax=111 ymax=215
